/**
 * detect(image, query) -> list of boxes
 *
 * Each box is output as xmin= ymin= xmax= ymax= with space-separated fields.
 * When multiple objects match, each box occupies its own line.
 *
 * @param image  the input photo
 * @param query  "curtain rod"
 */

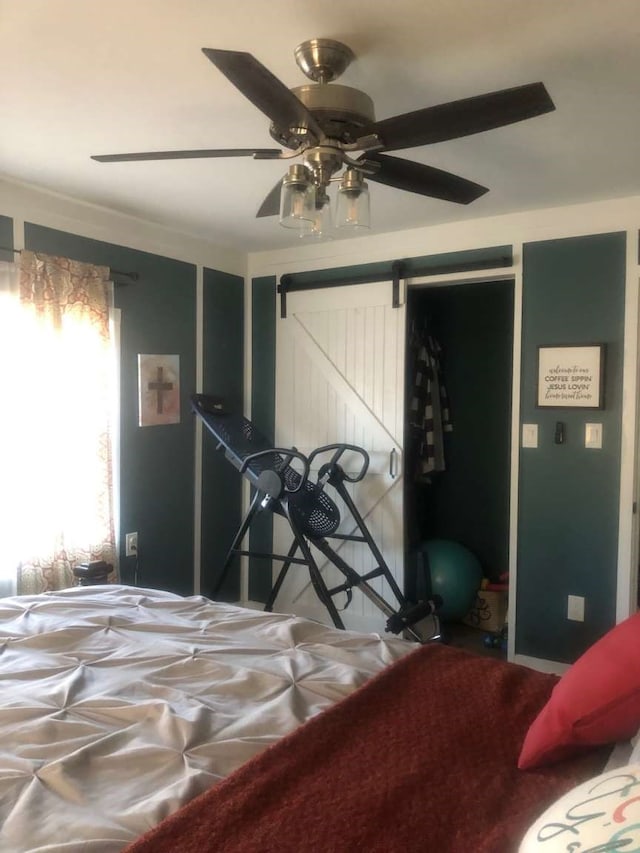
xmin=0 ymin=245 xmax=139 ymax=282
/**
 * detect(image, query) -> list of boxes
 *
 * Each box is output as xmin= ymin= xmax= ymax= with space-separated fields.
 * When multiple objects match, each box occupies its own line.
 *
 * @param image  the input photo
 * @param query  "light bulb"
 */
xmin=279 ymin=165 xmax=316 ymax=230
xmin=335 ymin=169 xmax=370 ymax=230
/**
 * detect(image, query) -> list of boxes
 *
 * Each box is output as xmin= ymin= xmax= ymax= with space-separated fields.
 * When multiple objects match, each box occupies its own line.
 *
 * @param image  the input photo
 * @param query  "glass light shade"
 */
xmin=279 ymin=166 xmax=316 ymax=230
xmin=335 ymin=175 xmax=370 ymax=230
xmin=301 ymin=194 xmax=333 ymax=240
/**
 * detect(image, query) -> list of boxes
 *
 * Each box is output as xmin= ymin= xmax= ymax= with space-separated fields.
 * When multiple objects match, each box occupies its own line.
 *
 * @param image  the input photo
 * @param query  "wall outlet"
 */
xmin=125 ymin=532 xmax=138 ymax=557
xmin=567 ymin=594 xmax=585 ymax=622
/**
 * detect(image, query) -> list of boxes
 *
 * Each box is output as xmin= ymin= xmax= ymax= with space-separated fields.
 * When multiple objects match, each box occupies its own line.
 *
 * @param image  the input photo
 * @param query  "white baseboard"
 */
xmin=512 ymin=653 xmax=569 ymax=675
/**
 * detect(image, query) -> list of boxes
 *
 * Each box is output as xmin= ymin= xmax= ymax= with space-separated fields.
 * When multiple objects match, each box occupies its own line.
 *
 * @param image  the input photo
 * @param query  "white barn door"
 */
xmin=274 ymin=280 xmax=406 ymax=633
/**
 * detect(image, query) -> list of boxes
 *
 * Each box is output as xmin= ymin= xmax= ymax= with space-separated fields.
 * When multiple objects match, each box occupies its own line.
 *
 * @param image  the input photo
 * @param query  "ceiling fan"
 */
xmin=91 ymin=39 xmax=555 ymax=227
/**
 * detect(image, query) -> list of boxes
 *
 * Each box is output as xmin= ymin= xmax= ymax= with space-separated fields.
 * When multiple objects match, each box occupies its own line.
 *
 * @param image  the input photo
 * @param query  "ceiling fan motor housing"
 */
xmin=269 ymin=84 xmax=376 ymax=148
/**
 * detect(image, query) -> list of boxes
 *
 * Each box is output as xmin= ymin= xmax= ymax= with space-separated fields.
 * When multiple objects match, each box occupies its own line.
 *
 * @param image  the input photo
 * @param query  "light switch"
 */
xmin=585 ymin=423 xmax=603 ymax=449
xmin=522 ymin=423 xmax=538 ymax=448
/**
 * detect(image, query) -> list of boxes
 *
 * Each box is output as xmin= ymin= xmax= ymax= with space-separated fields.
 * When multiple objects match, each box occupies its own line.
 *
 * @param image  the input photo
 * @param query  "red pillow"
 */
xmin=518 ymin=611 xmax=640 ymax=769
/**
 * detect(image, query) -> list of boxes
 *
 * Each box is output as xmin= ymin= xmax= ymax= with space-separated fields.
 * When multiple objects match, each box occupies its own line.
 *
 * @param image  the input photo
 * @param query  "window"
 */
xmin=0 ymin=253 xmax=117 ymax=594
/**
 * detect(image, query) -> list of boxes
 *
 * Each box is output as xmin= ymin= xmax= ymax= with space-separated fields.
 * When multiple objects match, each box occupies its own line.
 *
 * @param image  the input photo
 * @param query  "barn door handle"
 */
xmin=389 ymin=448 xmax=397 ymax=478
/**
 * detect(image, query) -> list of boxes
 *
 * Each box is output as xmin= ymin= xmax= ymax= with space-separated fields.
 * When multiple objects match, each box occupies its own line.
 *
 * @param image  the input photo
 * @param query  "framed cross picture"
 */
xmin=138 ymin=354 xmax=181 ymax=426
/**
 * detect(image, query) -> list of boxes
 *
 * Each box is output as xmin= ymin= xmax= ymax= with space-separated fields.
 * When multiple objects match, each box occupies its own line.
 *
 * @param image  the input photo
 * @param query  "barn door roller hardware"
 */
xmin=276 ymin=253 xmax=512 ymax=318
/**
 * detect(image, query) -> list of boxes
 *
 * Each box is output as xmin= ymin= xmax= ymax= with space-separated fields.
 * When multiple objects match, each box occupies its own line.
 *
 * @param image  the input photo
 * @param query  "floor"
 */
xmin=444 ymin=622 xmax=507 ymax=659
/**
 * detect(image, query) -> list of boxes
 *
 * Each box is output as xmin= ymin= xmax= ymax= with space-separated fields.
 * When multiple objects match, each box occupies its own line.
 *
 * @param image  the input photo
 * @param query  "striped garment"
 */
xmin=409 ymin=333 xmax=453 ymax=481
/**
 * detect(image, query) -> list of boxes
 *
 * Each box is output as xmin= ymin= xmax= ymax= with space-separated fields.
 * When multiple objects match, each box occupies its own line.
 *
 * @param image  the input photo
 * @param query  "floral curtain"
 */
xmin=0 ymin=251 xmax=117 ymax=594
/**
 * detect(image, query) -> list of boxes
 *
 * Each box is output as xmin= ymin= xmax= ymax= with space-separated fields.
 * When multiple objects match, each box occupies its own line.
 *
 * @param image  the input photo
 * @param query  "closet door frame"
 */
xmin=405 ymin=268 xmax=519 ymax=661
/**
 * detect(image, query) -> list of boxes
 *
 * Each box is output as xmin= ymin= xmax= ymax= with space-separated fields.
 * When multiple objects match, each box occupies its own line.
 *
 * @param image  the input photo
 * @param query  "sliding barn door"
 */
xmin=274 ymin=281 xmax=406 ymax=633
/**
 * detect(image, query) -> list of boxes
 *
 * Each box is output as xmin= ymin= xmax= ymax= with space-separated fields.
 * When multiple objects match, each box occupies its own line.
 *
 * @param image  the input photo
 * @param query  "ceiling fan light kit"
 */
xmin=307 ymin=189 xmax=333 ymax=239
xmin=335 ymin=169 xmax=370 ymax=231
xmin=279 ymin=163 xmax=318 ymax=229
xmin=278 ymin=162 xmax=370 ymax=238
xmin=91 ymin=37 xmax=556 ymax=242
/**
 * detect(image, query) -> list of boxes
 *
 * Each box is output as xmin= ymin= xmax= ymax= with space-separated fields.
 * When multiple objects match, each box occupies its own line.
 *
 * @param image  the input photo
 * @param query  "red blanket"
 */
xmin=125 ymin=644 xmax=606 ymax=853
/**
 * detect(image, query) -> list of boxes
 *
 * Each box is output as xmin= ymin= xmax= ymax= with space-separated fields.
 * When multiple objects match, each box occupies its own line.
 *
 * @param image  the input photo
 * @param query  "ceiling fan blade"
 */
xmin=202 ymin=48 xmax=324 ymax=142
xmin=91 ymin=148 xmax=283 ymax=163
xmin=359 ymin=153 xmax=489 ymax=205
xmin=360 ymin=82 xmax=555 ymax=152
xmin=256 ymin=180 xmax=283 ymax=218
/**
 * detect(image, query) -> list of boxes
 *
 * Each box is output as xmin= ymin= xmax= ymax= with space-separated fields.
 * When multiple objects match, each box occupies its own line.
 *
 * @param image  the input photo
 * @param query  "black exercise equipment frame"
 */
xmin=192 ymin=394 xmax=440 ymax=643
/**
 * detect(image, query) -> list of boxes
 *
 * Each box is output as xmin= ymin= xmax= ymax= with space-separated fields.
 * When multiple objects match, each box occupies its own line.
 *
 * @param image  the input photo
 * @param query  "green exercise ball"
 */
xmin=420 ymin=539 xmax=482 ymax=622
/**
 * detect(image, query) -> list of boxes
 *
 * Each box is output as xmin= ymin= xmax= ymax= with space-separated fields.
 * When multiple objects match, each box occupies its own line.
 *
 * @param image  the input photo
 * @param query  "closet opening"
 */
xmin=404 ymin=278 xmax=514 ymax=657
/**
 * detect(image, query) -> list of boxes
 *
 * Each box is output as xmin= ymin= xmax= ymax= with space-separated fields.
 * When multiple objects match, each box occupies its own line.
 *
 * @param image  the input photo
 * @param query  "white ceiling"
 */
xmin=2 ymin=0 xmax=640 ymax=254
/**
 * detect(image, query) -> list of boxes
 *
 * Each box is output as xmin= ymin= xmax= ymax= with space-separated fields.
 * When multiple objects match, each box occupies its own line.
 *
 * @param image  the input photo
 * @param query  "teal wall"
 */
xmin=407 ymin=281 xmax=513 ymax=583
xmin=517 ymin=232 xmax=626 ymax=662
xmin=249 ymin=275 xmax=277 ymax=602
xmin=24 ymin=223 xmax=197 ymax=595
xmin=0 ymin=216 xmax=13 ymax=260
xmin=201 ymin=267 xmax=244 ymax=599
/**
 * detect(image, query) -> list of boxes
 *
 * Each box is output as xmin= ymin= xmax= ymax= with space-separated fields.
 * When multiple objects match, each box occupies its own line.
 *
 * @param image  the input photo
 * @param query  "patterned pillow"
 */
xmin=519 ymin=763 xmax=640 ymax=851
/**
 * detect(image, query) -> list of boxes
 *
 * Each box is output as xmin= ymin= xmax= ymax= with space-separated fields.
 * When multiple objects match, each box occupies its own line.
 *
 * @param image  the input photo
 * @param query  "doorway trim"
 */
xmin=405 ymin=263 xmax=520 ymax=662
xmin=618 ymin=234 xmax=640 ymax=624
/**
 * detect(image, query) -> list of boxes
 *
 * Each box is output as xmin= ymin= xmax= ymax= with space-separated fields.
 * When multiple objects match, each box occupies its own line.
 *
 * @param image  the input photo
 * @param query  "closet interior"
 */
xmin=404 ymin=279 xmax=514 ymax=656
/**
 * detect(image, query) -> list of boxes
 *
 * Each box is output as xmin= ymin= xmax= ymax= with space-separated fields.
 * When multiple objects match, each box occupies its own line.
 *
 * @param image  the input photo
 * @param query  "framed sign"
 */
xmin=536 ymin=344 xmax=605 ymax=409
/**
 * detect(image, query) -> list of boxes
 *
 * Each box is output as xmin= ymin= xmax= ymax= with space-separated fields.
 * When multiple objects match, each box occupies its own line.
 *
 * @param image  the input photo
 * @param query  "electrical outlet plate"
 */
xmin=125 ymin=532 xmax=138 ymax=557
xmin=522 ymin=423 xmax=538 ymax=448
xmin=567 ymin=594 xmax=585 ymax=622
xmin=585 ymin=423 xmax=603 ymax=449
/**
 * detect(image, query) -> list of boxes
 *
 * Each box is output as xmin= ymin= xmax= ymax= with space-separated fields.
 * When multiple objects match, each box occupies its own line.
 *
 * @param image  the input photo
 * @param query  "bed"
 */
xmin=0 ymin=583 xmax=621 ymax=852
xmin=0 ymin=584 xmax=411 ymax=852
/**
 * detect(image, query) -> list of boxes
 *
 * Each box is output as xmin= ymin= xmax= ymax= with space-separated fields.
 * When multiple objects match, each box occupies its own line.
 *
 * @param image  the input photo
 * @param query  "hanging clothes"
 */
xmin=408 ymin=328 xmax=453 ymax=482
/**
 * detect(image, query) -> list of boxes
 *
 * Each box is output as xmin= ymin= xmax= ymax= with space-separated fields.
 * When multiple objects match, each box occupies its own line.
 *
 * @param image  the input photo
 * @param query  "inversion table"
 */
xmin=192 ymin=394 xmax=441 ymax=643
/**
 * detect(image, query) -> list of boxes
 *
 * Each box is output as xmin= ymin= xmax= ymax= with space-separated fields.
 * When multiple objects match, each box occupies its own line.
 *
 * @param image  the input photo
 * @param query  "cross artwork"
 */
xmin=148 ymin=366 xmax=173 ymax=414
xmin=138 ymin=354 xmax=181 ymax=426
